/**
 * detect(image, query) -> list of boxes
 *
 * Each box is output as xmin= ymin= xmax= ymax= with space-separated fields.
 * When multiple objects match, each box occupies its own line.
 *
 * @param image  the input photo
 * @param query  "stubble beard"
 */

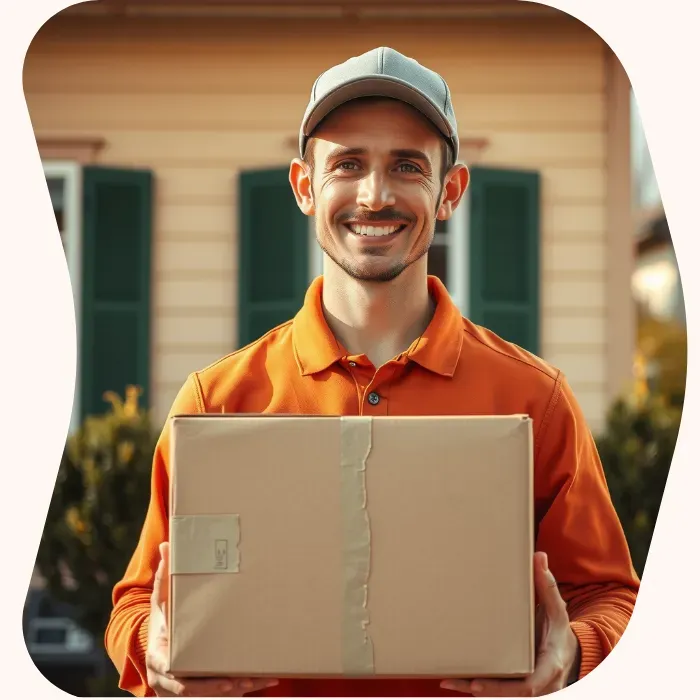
xmin=316 ymin=222 xmax=433 ymax=283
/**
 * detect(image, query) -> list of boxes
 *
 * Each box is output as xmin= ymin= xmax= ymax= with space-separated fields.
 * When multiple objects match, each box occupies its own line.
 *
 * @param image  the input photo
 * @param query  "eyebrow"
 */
xmin=325 ymin=146 xmax=432 ymax=165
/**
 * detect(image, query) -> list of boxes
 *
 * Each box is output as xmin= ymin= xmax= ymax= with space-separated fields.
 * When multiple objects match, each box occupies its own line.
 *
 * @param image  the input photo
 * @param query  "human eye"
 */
xmin=336 ymin=160 xmax=361 ymax=172
xmin=396 ymin=162 xmax=422 ymax=174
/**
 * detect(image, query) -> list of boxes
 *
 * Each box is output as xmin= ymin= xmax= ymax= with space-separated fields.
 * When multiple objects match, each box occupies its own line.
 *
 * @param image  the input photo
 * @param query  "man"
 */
xmin=105 ymin=47 xmax=639 ymax=697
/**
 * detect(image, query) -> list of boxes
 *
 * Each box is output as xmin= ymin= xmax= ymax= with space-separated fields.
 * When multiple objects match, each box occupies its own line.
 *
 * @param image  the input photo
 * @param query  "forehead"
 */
xmin=310 ymin=97 xmax=444 ymax=160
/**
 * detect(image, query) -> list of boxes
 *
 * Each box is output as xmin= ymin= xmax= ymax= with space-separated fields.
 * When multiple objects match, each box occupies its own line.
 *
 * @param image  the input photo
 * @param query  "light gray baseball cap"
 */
xmin=299 ymin=46 xmax=459 ymax=162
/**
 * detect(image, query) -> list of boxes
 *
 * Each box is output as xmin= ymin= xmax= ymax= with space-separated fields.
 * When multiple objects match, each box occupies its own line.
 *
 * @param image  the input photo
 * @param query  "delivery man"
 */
xmin=105 ymin=47 xmax=639 ymax=697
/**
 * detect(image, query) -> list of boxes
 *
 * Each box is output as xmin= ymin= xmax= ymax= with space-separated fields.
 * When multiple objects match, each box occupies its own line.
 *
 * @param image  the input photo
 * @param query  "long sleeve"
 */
xmin=533 ymin=373 xmax=640 ymax=679
xmin=104 ymin=374 xmax=203 ymax=697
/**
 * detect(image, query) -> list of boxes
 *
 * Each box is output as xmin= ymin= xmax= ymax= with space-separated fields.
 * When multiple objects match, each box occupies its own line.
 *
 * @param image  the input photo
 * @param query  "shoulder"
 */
xmin=180 ymin=320 xmax=296 ymax=412
xmin=460 ymin=317 xmax=565 ymax=411
xmin=462 ymin=317 xmax=560 ymax=382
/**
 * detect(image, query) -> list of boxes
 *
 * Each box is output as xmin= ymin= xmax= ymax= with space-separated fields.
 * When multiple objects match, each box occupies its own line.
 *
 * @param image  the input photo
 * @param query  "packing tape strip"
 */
xmin=339 ymin=416 xmax=375 ymax=676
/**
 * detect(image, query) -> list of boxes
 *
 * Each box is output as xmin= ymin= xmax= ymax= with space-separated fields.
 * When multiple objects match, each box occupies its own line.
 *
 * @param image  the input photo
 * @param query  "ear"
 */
xmin=436 ymin=163 xmax=470 ymax=221
xmin=289 ymin=158 xmax=315 ymax=216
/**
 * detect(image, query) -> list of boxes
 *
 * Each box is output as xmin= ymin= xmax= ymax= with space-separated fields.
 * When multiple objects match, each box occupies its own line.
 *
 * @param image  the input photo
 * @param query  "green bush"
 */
xmin=596 ymin=392 xmax=682 ymax=577
xmin=35 ymin=386 xmax=157 ymax=691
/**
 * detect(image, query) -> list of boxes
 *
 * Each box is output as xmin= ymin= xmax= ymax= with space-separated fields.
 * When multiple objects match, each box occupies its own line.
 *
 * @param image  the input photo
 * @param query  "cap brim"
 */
xmin=300 ymin=76 xmax=457 ymax=158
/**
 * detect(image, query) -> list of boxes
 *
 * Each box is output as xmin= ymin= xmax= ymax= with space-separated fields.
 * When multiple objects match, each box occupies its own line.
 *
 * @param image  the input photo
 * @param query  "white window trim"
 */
xmin=308 ymin=216 xmax=323 ymax=280
xmin=43 ymin=160 xmax=83 ymax=435
xmin=309 ymin=204 xmax=470 ymax=316
xmin=448 ymin=194 xmax=469 ymax=317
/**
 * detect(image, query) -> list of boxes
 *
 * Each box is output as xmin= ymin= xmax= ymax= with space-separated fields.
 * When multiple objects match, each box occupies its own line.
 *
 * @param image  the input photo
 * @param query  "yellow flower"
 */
xmin=118 ymin=441 xmax=135 ymax=463
xmin=124 ymin=386 xmax=142 ymax=418
xmin=65 ymin=507 xmax=86 ymax=534
xmin=103 ymin=390 xmax=125 ymax=416
xmin=632 ymin=350 xmax=649 ymax=406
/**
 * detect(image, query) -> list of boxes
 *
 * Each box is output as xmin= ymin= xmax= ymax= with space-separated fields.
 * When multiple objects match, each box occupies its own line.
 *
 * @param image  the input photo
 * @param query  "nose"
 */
xmin=356 ymin=170 xmax=396 ymax=211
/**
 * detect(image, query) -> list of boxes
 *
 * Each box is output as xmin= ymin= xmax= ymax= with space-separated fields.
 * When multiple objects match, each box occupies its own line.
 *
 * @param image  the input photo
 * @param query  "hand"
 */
xmin=440 ymin=552 xmax=580 ymax=697
xmin=146 ymin=542 xmax=280 ymax=697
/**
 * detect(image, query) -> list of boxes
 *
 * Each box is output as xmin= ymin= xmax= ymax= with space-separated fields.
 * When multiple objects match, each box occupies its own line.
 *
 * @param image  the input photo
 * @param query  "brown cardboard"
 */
xmin=168 ymin=414 xmax=534 ymax=679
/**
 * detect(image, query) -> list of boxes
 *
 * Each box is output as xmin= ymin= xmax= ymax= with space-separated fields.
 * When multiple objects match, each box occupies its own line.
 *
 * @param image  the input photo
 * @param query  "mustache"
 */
xmin=336 ymin=210 xmax=415 ymax=224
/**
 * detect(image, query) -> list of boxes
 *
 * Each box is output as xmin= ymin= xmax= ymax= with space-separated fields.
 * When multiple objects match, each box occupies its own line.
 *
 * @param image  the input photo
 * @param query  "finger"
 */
xmin=488 ymin=642 xmax=563 ymax=697
xmin=177 ymin=677 xmax=279 ymax=697
xmin=458 ymin=679 xmax=529 ymax=697
xmin=533 ymin=552 xmax=566 ymax=622
xmin=152 ymin=542 xmax=170 ymax=614
xmin=534 ymin=603 xmax=546 ymax=649
xmin=147 ymin=650 xmax=173 ymax=680
xmin=233 ymin=678 xmax=281 ymax=695
xmin=441 ymin=679 xmax=531 ymax=697
xmin=439 ymin=679 xmax=471 ymax=694
xmin=151 ymin=674 xmax=186 ymax=697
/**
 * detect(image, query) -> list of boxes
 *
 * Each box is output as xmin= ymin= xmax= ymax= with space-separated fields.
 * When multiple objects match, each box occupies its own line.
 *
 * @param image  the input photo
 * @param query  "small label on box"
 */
xmin=171 ymin=514 xmax=240 ymax=574
xmin=214 ymin=539 xmax=228 ymax=570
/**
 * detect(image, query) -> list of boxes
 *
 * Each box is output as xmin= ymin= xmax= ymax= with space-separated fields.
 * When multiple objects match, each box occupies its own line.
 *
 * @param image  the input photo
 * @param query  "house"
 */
xmin=633 ymin=211 xmax=684 ymax=326
xmin=24 ymin=0 xmax=635 ymax=437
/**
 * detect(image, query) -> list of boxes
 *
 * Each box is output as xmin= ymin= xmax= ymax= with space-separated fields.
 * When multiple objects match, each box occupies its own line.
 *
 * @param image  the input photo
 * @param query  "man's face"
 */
xmin=304 ymin=98 xmax=448 ymax=283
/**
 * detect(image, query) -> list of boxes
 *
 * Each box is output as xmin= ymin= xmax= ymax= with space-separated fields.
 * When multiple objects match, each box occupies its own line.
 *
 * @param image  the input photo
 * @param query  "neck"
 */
xmin=321 ymin=257 xmax=435 ymax=368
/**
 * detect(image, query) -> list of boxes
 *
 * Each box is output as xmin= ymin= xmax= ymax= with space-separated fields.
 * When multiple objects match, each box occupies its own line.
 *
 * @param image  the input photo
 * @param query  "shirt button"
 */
xmin=349 ymin=361 xmax=357 ymax=367
xmin=368 ymin=392 xmax=380 ymax=406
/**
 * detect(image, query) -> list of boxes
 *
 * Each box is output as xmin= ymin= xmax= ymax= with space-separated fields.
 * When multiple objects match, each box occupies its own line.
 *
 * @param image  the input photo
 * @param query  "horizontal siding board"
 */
xmin=26 ymin=92 xmax=604 ymax=132
xmin=156 ymin=278 xmax=235 ymax=310
xmin=542 ymin=240 xmax=606 ymax=274
xmin=541 ymin=166 xmax=605 ymax=202
xmin=541 ymin=315 xmax=606 ymax=346
xmin=155 ymin=166 xmax=238 ymax=203
xmin=155 ymin=315 xmax=235 ymax=346
xmin=157 ymin=203 xmax=236 ymax=238
xmin=156 ymin=239 xmax=235 ymax=274
xmin=542 ymin=203 xmax=606 ymax=239
xmin=542 ymin=278 xmax=605 ymax=310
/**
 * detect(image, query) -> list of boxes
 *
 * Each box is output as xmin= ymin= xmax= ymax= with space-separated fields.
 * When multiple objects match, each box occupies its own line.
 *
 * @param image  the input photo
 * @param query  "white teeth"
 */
xmin=350 ymin=224 xmax=402 ymax=237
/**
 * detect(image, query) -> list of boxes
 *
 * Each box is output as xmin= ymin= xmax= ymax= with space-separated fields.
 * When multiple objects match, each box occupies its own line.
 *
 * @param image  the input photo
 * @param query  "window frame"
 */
xmin=43 ymin=160 xmax=83 ymax=435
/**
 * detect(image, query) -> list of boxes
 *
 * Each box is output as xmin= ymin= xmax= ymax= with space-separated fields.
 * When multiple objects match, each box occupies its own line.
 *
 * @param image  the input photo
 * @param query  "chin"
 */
xmin=341 ymin=260 xmax=409 ymax=283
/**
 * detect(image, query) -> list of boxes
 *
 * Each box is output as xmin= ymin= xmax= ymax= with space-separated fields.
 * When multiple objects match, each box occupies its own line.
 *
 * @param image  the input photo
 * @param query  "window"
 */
xmin=427 ymin=199 xmax=469 ymax=316
xmin=43 ymin=161 xmax=83 ymax=435
xmin=41 ymin=162 xmax=153 ymax=429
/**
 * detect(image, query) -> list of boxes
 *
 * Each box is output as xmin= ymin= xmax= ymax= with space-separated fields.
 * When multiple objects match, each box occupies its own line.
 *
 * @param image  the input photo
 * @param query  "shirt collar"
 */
xmin=292 ymin=275 xmax=464 ymax=377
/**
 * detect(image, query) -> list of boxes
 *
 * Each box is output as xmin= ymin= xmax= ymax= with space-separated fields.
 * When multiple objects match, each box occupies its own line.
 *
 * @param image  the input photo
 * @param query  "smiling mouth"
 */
xmin=343 ymin=223 xmax=407 ymax=237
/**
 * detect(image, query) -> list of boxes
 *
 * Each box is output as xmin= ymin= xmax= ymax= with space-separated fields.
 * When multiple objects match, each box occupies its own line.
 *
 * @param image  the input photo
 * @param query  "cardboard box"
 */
xmin=168 ymin=414 xmax=534 ymax=679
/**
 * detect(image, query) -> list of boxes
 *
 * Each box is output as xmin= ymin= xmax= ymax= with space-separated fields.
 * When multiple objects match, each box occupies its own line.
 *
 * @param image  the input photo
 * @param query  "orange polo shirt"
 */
xmin=105 ymin=275 xmax=639 ymax=698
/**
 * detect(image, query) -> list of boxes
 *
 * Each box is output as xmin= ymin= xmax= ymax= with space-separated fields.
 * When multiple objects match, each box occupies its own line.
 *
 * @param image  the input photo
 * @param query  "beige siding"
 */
xmin=25 ymin=13 xmax=610 ymax=431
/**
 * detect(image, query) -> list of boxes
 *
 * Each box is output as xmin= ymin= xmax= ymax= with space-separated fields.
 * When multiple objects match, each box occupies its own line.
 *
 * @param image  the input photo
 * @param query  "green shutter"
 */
xmin=468 ymin=166 xmax=541 ymax=356
xmin=81 ymin=166 xmax=152 ymax=418
xmin=238 ymin=168 xmax=309 ymax=347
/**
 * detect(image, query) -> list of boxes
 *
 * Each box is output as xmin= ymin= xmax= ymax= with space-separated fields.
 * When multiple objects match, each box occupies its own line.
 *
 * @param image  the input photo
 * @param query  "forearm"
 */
xmin=105 ymin=593 xmax=153 ymax=697
xmin=563 ymin=582 xmax=637 ymax=679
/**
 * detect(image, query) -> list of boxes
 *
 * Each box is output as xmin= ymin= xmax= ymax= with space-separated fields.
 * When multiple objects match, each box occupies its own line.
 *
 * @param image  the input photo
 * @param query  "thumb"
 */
xmin=152 ymin=541 xmax=170 ymax=615
xmin=533 ymin=552 xmax=566 ymax=621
